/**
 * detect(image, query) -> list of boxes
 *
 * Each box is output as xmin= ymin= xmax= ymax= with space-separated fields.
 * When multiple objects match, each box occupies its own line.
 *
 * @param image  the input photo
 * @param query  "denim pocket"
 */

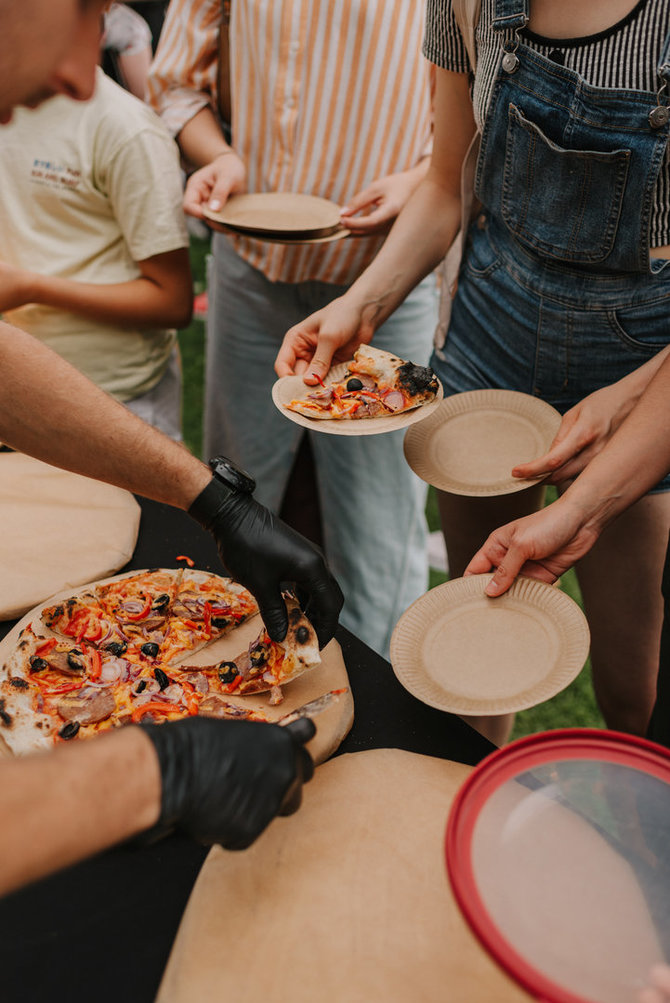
xmin=463 ymin=220 xmax=503 ymax=279
xmin=501 ymin=103 xmax=631 ymax=264
xmin=608 ymin=296 xmax=670 ymax=356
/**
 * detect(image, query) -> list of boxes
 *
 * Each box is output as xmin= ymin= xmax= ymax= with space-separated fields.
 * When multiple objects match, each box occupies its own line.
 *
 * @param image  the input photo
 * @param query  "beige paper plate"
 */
xmin=390 ymin=574 xmax=590 ymax=716
xmin=0 ymin=569 xmax=353 ymax=764
xmin=273 ymin=362 xmax=444 ymax=436
xmin=202 ymin=192 xmax=342 ymax=237
xmin=403 ymin=389 xmax=562 ymax=495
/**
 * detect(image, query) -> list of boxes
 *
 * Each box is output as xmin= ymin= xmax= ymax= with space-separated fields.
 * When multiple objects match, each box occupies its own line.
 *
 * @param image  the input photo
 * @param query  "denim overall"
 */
xmin=432 ymin=0 xmax=670 ymax=489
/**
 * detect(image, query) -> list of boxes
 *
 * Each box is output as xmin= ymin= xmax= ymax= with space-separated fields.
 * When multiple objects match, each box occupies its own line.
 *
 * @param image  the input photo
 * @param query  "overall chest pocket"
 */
xmin=501 ymin=103 xmax=631 ymax=264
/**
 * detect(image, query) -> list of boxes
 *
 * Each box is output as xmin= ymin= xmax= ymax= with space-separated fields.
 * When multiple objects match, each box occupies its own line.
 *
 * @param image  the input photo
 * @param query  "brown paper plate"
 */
xmin=202 ymin=192 xmax=342 ymax=237
xmin=0 ymin=569 xmax=353 ymax=764
xmin=390 ymin=574 xmax=590 ymax=716
xmin=273 ymin=362 xmax=444 ymax=436
xmin=403 ymin=389 xmax=562 ymax=495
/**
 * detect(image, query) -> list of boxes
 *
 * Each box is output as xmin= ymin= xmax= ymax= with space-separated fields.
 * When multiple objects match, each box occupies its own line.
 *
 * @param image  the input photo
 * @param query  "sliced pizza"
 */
xmin=286 ymin=345 xmax=440 ymax=420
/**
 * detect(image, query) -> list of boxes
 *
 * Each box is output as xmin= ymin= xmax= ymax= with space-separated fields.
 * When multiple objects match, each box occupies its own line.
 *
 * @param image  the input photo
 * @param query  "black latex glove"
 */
xmin=189 ymin=476 xmax=343 ymax=647
xmin=139 ymin=716 xmax=316 ymax=850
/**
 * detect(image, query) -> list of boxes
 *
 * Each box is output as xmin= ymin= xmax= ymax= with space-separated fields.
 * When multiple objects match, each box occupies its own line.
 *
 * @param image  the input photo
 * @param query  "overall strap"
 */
xmin=491 ymin=0 xmax=528 ymax=33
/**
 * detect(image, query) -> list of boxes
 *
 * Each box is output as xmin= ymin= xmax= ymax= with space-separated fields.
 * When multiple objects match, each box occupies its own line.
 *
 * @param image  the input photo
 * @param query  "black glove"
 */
xmin=189 ymin=475 xmax=343 ymax=647
xmin=139 ymin=716 xmax=316 ymax=850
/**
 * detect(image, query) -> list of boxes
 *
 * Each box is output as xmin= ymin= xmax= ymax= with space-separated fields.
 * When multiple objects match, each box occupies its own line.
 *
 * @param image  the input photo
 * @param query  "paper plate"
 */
xmin=403 ymin=389 xmax=562 ymax=495
xmin=446 ymin=730 xmax=670 ymax=1003
xmin=202 ymin=192 xmax=343 ymax=238
xmin=389 ymin=574 xmax=590 ymax=716
xmin=273 ymin=363 xmax=444 ymax=436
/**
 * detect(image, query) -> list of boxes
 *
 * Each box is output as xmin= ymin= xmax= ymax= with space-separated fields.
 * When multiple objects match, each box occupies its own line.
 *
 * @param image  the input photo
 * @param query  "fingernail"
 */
xmin=340 ymin=206 xmax=351 ymax=216
xmin=209 ymin=199 xmax=222 ymax=211
xmin=486 ymin=581 xmax=503 ymax=596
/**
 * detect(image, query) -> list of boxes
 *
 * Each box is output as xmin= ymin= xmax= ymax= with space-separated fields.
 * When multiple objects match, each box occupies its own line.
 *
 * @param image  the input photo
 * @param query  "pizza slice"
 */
xmin=286 ymin=344 xmax=440 ymax=420
xmin=160 ymin=570 xmax=259 ymax=666
xmin=181 ymin=595 xmax=321 ymax=705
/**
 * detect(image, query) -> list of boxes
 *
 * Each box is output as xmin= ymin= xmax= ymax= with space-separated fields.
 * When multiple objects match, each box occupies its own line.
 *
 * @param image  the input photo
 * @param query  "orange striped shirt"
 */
xmin=147 ymin=0 xmax=433 ymax=284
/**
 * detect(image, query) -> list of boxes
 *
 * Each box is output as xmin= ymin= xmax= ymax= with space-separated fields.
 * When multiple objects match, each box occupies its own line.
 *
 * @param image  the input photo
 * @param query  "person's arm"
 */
xmin=0 ymin=248 xmax=193 ymax=330
xmin=178 ymin=107 xmax=247 ymax=219
xmin=339 ymin=157 xmax=432 ymax=235
xmin=274 ymin=68 xmax=476 ymax=383
xmin=465 ymin=350 xmax=670 ymax=594
xmin=0 ymin=716 xmax=315 ymax=897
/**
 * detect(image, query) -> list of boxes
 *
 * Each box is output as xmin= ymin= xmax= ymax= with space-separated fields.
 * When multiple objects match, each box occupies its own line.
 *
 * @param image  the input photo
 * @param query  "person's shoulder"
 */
xmin=92 ymin=71 xmax=173 ymax=144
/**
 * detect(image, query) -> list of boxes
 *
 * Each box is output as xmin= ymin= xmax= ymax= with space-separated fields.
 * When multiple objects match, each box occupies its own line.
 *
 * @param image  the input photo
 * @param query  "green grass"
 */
xmin=179 ymin=234 xmax=603 ymax=740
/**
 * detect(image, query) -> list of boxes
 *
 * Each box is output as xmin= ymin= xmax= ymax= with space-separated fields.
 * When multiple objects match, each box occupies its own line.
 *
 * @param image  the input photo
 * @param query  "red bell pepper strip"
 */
xmin=176 ymin=554 xmax=195 ymax=567
xmin=35 ymin=638 xmax=58 ymax=656
xmin=87 ymin=647 xmax=102 ymax=681
xmin=131 ymin=700 xmax=178 ymax=723
xmin=225 ymin=675 xmax=242 ymax=693
xmin=125 ymin=595 xmax=152 ymax=621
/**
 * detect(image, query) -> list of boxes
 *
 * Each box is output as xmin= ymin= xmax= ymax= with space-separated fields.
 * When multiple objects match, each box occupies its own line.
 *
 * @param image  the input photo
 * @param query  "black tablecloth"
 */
xmin=0 ymin=497 xmax=495 ymax=1002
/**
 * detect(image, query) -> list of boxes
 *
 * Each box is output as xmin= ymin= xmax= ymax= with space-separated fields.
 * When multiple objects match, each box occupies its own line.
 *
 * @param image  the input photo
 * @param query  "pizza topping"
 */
xmin=104 ymin=641 xmax=127 ymax=657
xmin=154 ymin=667 xmax=170 ymax=691
xmin=33 ymin=648 xmax=86 ymax=677
xmin=141 ymin=642 xmax=160 ymax=659
xmin=29 ymin=657 xmax=48 ymax=673
xmin=56 ymin=688 xmax=115 ymax=726
xmin=9 ymin=678 xmax=29 ymax=690
xmin=381 ymin=390 xmax=406 ymax=411
xmin=218 ymin=661 xmax=239 ymax=684
xmin=58 ymin=721 xmax=80 ymax=740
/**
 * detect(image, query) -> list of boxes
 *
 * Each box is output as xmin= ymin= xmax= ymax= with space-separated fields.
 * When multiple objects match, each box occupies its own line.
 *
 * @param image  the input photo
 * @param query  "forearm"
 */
xmin=560 ymin=352 xmax=670 ymax=532
xmin=0 ymin=728 xmax=160 ymax=896
xmin=0 ymin=322 xmax=210 ymax=508
xmin=177 ymin=106 xmax=233 ymax=171
xmin=20 ymin=268 xmax=191 ymax=331
xmin=342 ymin=171 xmax=461 ymax=331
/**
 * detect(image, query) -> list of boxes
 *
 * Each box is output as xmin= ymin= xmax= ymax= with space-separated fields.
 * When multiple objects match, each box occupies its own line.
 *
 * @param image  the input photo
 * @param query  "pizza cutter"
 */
xmin=445 ymin=729 xmax=670 ymax=1003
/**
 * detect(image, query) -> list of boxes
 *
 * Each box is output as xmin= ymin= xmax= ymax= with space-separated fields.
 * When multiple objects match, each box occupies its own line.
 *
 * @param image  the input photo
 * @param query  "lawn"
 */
xmin=179 ymin=234 xmax=603 ymax=741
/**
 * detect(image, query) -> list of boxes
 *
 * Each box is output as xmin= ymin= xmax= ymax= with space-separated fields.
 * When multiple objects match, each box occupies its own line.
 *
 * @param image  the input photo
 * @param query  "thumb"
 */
xmin=256 ymin=589 xmax=289 ymax=643
xmin=208 ymin=175 xmax=235 ymax=213
xmin=304 ymin=348 xmax=335 ymax=386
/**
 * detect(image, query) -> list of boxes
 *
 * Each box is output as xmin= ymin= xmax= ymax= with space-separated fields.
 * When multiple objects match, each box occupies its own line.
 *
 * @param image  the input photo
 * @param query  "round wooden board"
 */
xmin=0 ymin=569 xmax=353 ymax=765
xmin=0 ymin=453 xmax=140 ymax=621
xmin=157 ymin=749 xmax=532 ymax=1003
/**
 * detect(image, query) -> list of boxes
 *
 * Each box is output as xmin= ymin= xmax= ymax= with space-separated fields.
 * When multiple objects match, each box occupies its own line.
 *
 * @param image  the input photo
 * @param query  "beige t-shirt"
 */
xmin=0 ymin=69 xmax=189 ymax=401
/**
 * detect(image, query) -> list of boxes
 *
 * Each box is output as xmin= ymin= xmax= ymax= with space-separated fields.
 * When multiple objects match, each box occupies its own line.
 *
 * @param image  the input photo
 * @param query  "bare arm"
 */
xmin=0 ymin=248 xmax=193 ymax=331
xmin=465 ymin=351 xmax=670 ymax=593
xmin=0 ymin=727 xmax=160 ymax=896
xmin=0 ymin=320 xmax=211 ymax=508
xmin=274 ymin=68 xmax=476 ymax=381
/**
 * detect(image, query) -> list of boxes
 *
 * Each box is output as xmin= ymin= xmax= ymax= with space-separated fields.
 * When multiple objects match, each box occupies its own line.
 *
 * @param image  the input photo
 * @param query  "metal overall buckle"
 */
xmin=649 ymin=79 xmax=670 ymax=129
xmin=502 ymin=20 xmax=528 ymax=75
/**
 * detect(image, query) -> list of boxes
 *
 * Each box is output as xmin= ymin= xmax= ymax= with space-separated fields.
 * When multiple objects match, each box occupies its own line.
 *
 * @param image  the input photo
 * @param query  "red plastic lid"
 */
xmin=446 ymin=729 xmax=670 ymax=1002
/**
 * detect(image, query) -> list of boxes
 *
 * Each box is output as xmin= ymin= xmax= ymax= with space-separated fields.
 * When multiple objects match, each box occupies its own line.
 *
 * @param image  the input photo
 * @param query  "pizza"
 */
xmin=286 ymin=345 xmax=440 ymax=420
xmin=0 ymin=569 xmax=326 ymax=755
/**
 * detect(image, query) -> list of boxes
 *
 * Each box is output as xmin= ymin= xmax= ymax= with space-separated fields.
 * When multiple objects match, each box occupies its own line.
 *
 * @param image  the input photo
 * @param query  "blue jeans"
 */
xmin=432 ymin=216 xmax=670 ymax=492
xmin=204 ymin=234 xmax=439 ymax=657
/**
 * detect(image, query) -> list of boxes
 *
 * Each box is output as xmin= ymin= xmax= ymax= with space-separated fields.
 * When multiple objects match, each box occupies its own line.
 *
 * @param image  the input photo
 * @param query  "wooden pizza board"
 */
xmin=0 ymin=452 xmax=140 ymax=621
xmin=0 ymin=569 xmax=353 ymax=765
xmin=156 ymin=749 xmax=533 ymax=1003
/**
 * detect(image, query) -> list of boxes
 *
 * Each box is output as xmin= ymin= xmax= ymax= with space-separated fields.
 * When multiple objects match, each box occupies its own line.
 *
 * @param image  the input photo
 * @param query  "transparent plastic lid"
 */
xmin=446 ymin=730 xmax=670 ymax=1003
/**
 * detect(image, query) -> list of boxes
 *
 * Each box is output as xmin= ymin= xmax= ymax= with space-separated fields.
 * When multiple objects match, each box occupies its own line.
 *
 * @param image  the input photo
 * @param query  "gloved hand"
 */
xmin=139 ymin=716 xmax=316 ymax=850
xmin=189 ymin=475 xmax=343 ymax=647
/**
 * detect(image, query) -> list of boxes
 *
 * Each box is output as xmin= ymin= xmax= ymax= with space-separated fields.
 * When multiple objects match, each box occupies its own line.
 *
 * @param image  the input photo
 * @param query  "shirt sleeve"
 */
xmin=102 ymin=124 xmax=189 ymax=264
xmin=145 ymin=0 xmax=221 ymax=137
xmin=422 ymin=0 xmax=471 ymax=74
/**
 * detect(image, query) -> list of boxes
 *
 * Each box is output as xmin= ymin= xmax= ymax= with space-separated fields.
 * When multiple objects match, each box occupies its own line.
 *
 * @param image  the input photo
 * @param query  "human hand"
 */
xmin=464 ymin=496 xmax=601 ymax=596
xmin=189 ymin=477 xmax=343 ymax=647
xmin=340 ymin=169 xmax=420 ymax=235
xmin=182 ymin=150 xmax=247 ymax=221
xmin=0 ymin=261 xmax=34 ymax=312
xmin=139 ymin=716 xmax=316 ymax=849
xmin=639 ymin=964 xmax=670 ymax=1003
xmin=274 ymin=293 xmax=376 ymax=383
xmin=512 ymin=382 xmax=637 ymax=485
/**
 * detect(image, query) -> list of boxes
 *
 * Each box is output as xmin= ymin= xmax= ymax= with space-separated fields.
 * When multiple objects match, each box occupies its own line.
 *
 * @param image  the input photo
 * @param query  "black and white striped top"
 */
xmin=423 ymin=0 xmax=670 ymax=245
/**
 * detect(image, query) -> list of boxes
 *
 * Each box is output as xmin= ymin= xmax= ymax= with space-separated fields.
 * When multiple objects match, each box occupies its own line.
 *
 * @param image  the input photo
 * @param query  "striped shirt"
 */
xmin=147 ymin=0 xmax=433 ymax=284
xmin=424 ymin=0 xmax=670 ymax=245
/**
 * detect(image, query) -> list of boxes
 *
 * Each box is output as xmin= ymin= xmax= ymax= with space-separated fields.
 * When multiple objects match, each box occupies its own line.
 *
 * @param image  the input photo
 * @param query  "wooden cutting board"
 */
xmin=0 ymin=452 xmax=140 ymax=621
xmin=157 ymin=749 xmax=532 ymax=1003
xmin=0 ymin=569 xmax=353 ymax=764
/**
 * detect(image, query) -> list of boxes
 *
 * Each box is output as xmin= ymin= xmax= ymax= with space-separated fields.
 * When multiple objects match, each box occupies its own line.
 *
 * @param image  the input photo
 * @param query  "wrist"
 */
xmin=188 ymin=455 xmax=255 ymax=530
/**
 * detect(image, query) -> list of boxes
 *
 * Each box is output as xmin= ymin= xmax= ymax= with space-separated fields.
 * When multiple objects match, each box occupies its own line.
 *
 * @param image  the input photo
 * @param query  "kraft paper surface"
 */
xmin=0 ymin=453 xmax=140 ymax=621
xmin=157 ymin=749 xmax=532 ymax=1003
